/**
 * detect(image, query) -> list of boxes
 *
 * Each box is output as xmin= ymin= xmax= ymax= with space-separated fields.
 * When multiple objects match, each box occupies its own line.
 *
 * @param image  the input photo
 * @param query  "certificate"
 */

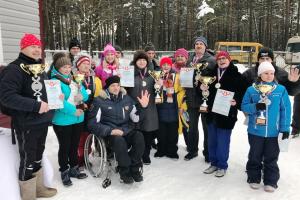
xmin=44 ymin=80 xmax=63 ymax=110
xmin=119 ymin=65 xmax=134 ymax=87
xmin=212 ymin=89 xmax=234 ymax=116
xmin=179 ymin=68 xmax=194 ymax=88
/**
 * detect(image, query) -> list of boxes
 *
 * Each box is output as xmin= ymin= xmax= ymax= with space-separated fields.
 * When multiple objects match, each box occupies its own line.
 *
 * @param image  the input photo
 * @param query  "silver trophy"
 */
xmin=148 ymin=70 xmax=165 ymax=104
xmin=199 ymin=76 xmax=216 ymax=112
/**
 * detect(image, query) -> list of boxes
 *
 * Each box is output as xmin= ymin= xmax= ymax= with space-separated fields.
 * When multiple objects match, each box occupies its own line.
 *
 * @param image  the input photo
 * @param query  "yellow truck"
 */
xmin=214 ymin=42 xmax=263 ymax=64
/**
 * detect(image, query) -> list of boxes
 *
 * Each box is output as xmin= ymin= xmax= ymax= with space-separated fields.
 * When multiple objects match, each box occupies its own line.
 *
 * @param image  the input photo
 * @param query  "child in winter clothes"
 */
xmin=155 ymin=57 xmax=186 ymax=159
xmin=49 ymin=52 xmax=89 ymax=186
xmin=73 ymin=55 xmax=102 ymax=169
xmin=95 ymin=44 xmax=119 ymax=87
xmin=202 ymin=51 xmax=247 ymax=177
xmin=241 ymin=61 xmax=291 ymax=192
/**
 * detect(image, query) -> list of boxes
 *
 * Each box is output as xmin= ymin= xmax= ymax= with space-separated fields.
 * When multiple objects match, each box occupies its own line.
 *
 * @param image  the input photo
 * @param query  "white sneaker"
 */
xmin=215 ymin=169 xmax=226 ymax=177
xmin=203 ymin=165 xmax=218 ymax=174
xmin=249 ymin=183 xmax=260 ymax=190
xmin=264 ymin=185 xmax=276 ymax=193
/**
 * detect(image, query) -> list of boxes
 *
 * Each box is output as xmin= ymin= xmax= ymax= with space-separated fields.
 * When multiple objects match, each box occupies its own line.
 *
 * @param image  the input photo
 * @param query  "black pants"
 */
xmin=157 ymin=121 xmax=179 ymax=156
xmin=186 ymin=107 xmax=209 ymax=158
xmin=15 ymin=125 xmax=48 ymax=181
xmin=142 ymin=131 xmax=155 ymax=159
xmin=108 ymin=130 xmax=145 ymax=168
xmin=53 ymin=123 xmax=83 ymax=172
xmin=292 ymin=94 xmax=300 ymax=130
xmin=246 ymin=134 xmax=280 ymax=187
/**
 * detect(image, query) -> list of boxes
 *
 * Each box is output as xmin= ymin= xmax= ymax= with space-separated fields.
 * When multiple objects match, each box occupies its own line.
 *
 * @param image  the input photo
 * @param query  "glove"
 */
xmin=256 ymin=103 xmax=266 ymax=111
xmin=281 ymin=132 xmax=289 ymax=140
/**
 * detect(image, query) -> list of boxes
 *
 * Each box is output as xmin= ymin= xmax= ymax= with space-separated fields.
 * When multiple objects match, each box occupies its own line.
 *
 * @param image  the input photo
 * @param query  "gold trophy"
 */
xmin=199 ymin=76 xmax=216 ymax=112
xmin=254 ymin=84 xmax=274 ymax=125
xmin=20 ymin=63 xmax=47 ymax=101
xmin=73 ymin=73 xmax=87 ymax=110
xmin=148 ymin=70 xmax=165 ymax=104
xmin=191 ymin=62 xmax=208 ymax=87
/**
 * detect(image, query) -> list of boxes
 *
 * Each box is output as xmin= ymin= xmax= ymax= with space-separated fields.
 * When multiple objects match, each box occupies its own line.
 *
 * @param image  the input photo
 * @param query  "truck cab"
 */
xmin=285 ymin=36 xmax=300 ymax=64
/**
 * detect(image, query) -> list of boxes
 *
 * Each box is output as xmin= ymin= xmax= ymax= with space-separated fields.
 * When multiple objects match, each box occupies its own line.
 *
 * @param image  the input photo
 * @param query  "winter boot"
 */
xmin=19 ymin=176 xmax=37 ymax=200
xmin=69 ymin=166 xmax=88 ymax=179
xmin=130 ymin=166 xmax=143 ymax=182
xmin=34 ymin=169 xmax=57 ymax=198
xmin=61 ymin=169 xmax=72 ymax=187
xmin=119 ymin=167 xmax=134 ymax=184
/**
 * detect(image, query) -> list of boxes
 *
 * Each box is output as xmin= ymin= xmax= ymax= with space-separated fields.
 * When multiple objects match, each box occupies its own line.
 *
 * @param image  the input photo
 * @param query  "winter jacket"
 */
xmin=50 ymin=68 xmax=88 ymax=126
xmin=242 ymin=62 xmax=300 ymax=96
xmin=185 ymin=51 xmax=216 ymax=108
xmin=0 ymin=53 xmax=54 ymax=129
xmin=241 ymin=82 xmax=291 ymax=137
xmin=205 ymin=62 xmax=248 ymax=129
xmin=95 ymin=63 xmax=118 ymax=87
xmin=126 ymin=66 xmax=159 ymax=132
xmin=87 ymin=88 xmax=145 ymax=137
xmin=148 ymin=59 xmax=160 ymax=71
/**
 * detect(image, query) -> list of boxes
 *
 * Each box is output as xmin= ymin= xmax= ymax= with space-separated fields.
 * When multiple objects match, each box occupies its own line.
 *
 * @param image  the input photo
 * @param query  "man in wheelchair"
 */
xmin=87 ymin=75 xmax=149 ymax=184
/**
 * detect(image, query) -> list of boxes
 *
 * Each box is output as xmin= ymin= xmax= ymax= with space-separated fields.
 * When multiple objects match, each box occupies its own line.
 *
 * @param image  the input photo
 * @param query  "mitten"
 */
xmin=281 ymin=132 xmax=289 ymax=140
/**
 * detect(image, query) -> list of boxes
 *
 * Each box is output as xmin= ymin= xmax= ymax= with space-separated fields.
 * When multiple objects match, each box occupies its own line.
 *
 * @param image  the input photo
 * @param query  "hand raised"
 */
xmin=137 ymin=90 xmax=150 ymax=108
xmin=288 ymin=67 xmax=300 ymax=82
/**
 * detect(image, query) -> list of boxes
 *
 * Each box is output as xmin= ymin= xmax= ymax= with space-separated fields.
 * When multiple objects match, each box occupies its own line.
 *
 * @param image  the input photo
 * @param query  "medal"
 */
xmin=265 ymin=98 xmax=271 ymax=105
xmin=142 ymin=81 xmax=147 ymax=87
xmin=215 ymin=83 xmax=221 ymax=89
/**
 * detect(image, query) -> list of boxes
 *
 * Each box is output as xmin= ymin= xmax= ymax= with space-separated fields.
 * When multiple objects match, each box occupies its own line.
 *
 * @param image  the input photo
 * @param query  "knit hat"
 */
xmin=114 ymin=45 xmax=123 ymax=56
xmin=257 ymin=61 xmax=275 ymax=76
xmin=174 ymin=48 xmax=189 ymax=60
xmin=76 ymin=55 xmax=90 ymax=68
xmin=257 ymin=47 xmax=274 ymax=60
xmin=69 ymin=37 xmax=81 ymax=51
xmin=132 ymin=50 xmax=149 ymax=66
xmin=20 ymin=33 xmax=41 ymax=50
xmin=160 ymin=57 xmax=173 ymax=67
xmin=194 ymin=36 xmax=208 ymax=47
xmin=144 ymin=43 xmax=155 ymax=52
xmin=52 ymin=52 xmax=72 ymax=70
xmin=104 ymin=75 xmax=120 ymax=89
xmin=103 ymin=44 xmax=116 ymax=56
xmin=216 ymin=51 xmax=231 ymax=61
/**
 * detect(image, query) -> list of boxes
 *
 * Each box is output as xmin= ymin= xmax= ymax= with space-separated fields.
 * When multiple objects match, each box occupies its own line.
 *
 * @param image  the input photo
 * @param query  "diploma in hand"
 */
xmin=44 ymin=80 xmax=63 ymax=110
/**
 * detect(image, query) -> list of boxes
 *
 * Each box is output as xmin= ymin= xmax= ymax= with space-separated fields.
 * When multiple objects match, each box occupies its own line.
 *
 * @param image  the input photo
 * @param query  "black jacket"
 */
xmin=126 ymin=66 xmax=159 ymax=132
xmin=242 ymin=62 xmax=300 ymax=96
xmin=87 ymin=89 xmax=144 ymax=137
xmin=205 ymin=62 xmax=248 ymax=129
xmin=0 ymin=53 xmax=53 ymax=129
xmin=185 ymin=51 xmax=216 ymax=108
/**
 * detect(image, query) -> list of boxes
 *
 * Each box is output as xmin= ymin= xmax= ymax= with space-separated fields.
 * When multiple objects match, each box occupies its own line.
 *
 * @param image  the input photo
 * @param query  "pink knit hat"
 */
xmin=103 ymin=44 xmax=116 ymax=56
xmin=20 ymin=33 xmax=41 ymax=50
xmin=174 ymin=48 xmax=188 ymax=60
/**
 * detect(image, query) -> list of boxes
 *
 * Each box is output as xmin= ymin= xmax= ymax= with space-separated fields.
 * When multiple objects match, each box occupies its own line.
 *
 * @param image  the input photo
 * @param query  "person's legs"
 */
xmin=291 ymin=94 xmax=300 ymax=138
xmin=246 ymin=134 xmax=264 ymax=184
xmin=166 ymin=121 xmax=179 ymax=159
xmin=263 ymin=137 xmax=280 ymax=189
xmin=207 ymin=123 xmax=217 ymax=167
xmin=185 ymin=108 xmax=200 ymax=160
xmin=156 ymin=121 xmax=167 ymax=157
xmin=201 ymin=113 xmax=209 ymax=162
xmin=142 ymin=131 xmax=153 ymax=165
xmin=215 ymin=128 xmax=232 ymax=170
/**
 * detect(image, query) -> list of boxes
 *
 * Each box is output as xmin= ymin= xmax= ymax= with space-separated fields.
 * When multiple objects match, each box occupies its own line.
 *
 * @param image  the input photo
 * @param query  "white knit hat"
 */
xmin=257 ymin=61 xmax=275 ymax=76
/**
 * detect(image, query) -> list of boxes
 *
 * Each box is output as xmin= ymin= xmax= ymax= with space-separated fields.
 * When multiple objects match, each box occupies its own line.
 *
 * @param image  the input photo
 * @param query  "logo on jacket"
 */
xmin=108 ymin=107 xmax=112 ymax=109
xmin=124 ymin=106 xmax=129 ymax=111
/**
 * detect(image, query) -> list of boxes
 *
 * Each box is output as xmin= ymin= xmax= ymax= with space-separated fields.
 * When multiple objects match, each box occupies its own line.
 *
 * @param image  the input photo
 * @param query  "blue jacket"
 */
xmin=50 ymin=68 xmax=88 ymax=126
xmin=241 ymin=82 xmax=291 ymax=137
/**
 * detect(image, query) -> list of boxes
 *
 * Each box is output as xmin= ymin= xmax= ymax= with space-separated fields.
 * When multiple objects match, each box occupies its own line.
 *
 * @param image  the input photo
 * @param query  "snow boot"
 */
xmin=19 ymin=177 xmax=37 ymax=200
xmin=61 ymin=169 xmax=72 ymax=187
xmin=119 ymin=167 xmax=134 ymax=184
xmin=34 ymin=169 xmax=57 ymax=198
xmin=131 ymin=166 xmax=143 ymax=182
xmin=69 ymin=166 xmax=88 ymax=179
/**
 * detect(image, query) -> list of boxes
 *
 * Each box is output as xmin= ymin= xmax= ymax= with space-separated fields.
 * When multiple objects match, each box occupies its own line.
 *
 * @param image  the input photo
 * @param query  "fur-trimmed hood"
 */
xmin=98 ymin=87 xmax=127 ymax=100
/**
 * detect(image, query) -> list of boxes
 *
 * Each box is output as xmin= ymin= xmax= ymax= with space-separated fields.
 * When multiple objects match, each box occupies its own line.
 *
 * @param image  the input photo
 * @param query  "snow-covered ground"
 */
xmin=1 ymin=64 xmax=300 ymax=200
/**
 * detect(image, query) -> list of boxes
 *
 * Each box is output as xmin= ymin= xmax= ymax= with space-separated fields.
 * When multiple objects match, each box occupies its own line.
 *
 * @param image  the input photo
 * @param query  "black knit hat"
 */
xmin=132 ymin=50 xmax=149 ymax=66
xmin=105 ymin=75 xmax=120 ymax=89
xmin=52 ymin=52 xmax=72 ymax=70
xmin=257 ymin=47 xmax=274 ymax=60
xmin=144 ymin=42 xmax=155 ymax=52
xmin=69 ymin=37 xmax=81 ymax=51
xmin=114 ymin=45 xmax=123 ymax=56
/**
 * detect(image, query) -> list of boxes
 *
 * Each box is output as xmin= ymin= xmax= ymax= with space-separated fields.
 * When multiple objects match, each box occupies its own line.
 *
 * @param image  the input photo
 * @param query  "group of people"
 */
xmin=1 ymin=33 xmax=300 ymax=200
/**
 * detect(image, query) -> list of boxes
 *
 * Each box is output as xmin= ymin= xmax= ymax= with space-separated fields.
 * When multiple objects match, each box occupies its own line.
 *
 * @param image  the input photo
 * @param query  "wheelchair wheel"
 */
xmin=84 ymin=134 xmax=107 ymax=177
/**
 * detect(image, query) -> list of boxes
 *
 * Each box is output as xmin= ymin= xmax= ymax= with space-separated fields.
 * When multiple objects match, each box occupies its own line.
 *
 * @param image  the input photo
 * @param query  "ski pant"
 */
xmin=246 ymin=134 xmax=280 ymax=188
xmin=15 ymin=124 xmax=48 ymax=181
xmin=186 ymin=107 xmax=209 ymax=159
xmin=142 ymin=130 xmax=155 ymax=160
xmin=292 ymin=94 xmax=300 ymax=130
xmin=207 ymin=123 xmax=232 ymax=170
xmin=157 ymin=121 xmax=179 ymax=156
xmin=53 ymin=123 xmax=83 ymax=172
xmin=108 ymin=130 xmax=145 ymax=169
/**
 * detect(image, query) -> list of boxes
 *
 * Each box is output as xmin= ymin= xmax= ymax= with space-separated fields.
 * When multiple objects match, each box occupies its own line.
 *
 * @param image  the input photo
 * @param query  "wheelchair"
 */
xmin=84 ymin=134 xmax=118 ymax=188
